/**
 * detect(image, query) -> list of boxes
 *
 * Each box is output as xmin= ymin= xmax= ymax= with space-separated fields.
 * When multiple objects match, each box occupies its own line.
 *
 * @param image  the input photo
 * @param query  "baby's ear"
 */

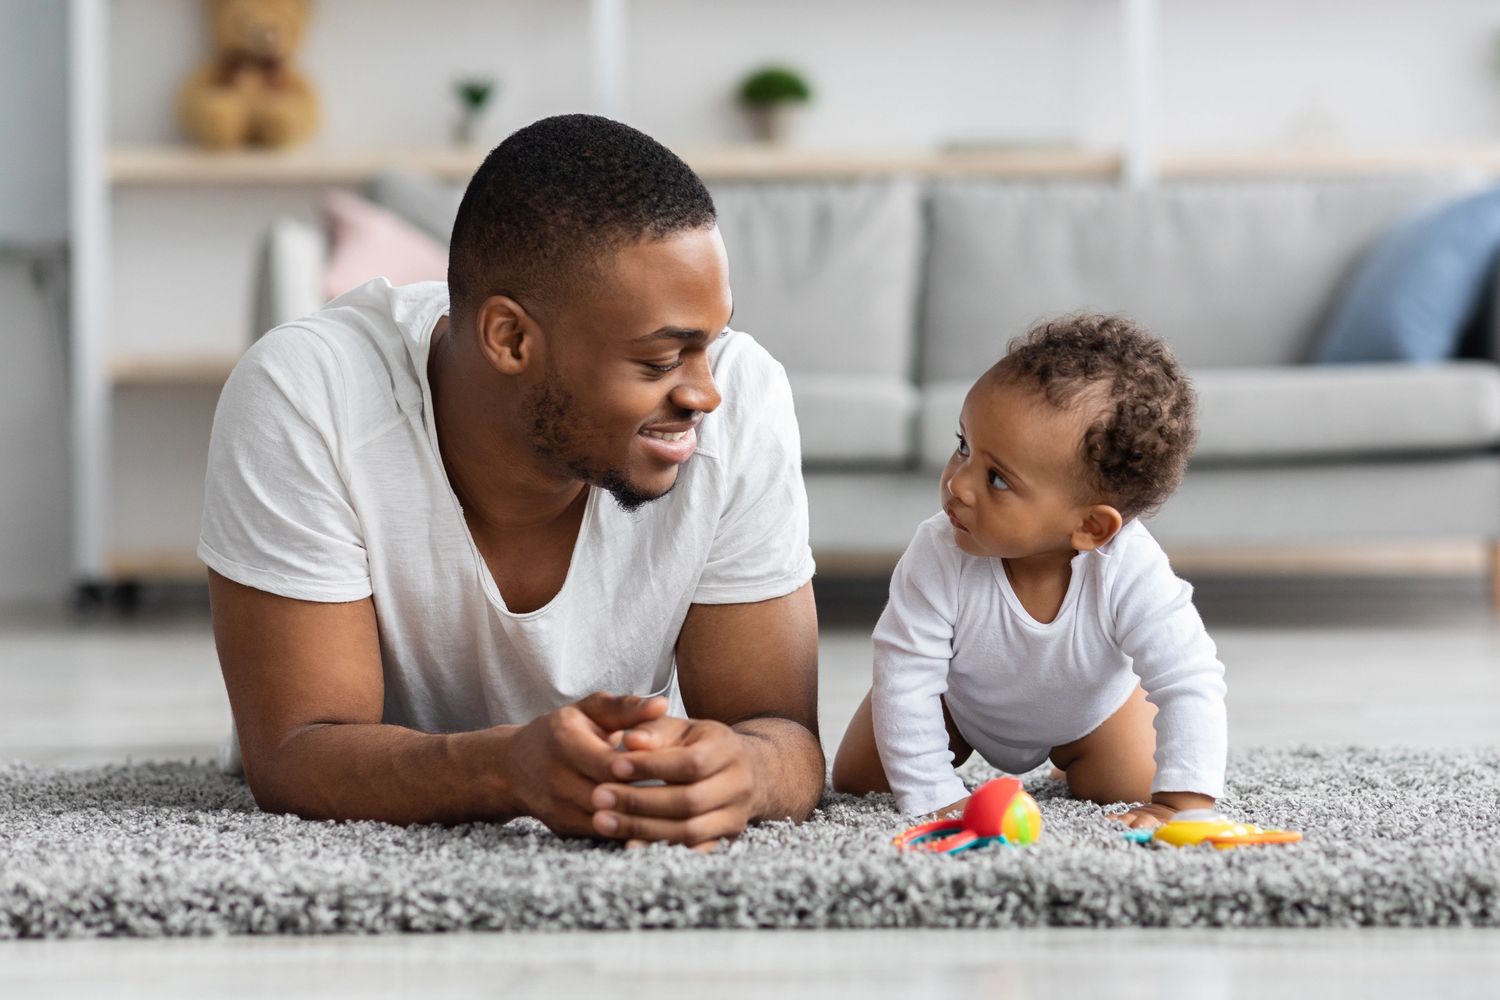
xmin=1071 ymin=504 xmax=1124 ymax=552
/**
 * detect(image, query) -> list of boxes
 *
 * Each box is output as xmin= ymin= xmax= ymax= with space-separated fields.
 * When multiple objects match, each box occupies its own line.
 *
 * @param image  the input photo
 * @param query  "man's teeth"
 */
xmin=642 ymin=429 xmax=689 ymax=442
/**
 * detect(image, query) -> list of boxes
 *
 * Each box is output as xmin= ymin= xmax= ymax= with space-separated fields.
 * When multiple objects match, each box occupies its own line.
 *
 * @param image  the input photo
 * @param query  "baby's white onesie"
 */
xmin=872 ymin=512 xmax=1227 ymax=816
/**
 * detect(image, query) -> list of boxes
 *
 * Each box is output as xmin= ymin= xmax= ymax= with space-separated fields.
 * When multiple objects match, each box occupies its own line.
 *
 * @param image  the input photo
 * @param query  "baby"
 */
xmin=832 ymin=314 xmax=1226 ymax=828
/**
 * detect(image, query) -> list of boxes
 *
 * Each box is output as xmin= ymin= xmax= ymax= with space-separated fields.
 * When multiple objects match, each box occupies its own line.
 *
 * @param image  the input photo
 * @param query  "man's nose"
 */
xmin=672 ymin=354 xmax=722 ymax=415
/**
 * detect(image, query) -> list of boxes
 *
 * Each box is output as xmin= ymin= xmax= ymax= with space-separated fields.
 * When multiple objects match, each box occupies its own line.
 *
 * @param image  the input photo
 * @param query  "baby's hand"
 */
xmin=926 ymin=796 xmax=969 ymax=821
xmin=1108 ymin=791 xmax=1216 ymax=829
xmin=1110 ymin=802 xmax=1180 ymax=829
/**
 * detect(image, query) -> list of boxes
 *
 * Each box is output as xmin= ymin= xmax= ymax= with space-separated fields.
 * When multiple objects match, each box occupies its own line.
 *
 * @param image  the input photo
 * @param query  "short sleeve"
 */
xmin=197 ymin=328 xmax=373 ymax=603
xmin=691 ymin=334 xmax=816 ymax=604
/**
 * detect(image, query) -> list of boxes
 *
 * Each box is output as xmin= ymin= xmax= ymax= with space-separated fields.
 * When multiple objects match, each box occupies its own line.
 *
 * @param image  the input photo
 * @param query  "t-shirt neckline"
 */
xmin=412 ymin=308 xmax=597 ymax=622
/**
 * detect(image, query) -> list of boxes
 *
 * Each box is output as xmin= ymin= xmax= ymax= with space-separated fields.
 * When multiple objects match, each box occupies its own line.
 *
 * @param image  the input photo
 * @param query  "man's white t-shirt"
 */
xmin=199 ymin=280 xmax=815 ymax=766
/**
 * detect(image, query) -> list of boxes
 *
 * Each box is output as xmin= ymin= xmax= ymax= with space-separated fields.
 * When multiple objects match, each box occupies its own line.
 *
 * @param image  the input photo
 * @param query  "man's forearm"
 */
xmin=734 ymin=716 xmax=826 ymax=824
xmin=248 ymin=722 xmax=521 ymax=826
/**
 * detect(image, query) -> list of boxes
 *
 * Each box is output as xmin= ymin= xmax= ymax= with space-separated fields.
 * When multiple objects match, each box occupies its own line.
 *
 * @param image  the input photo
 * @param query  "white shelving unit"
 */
xmin=68 ymin=0 xmax=111 ymax=594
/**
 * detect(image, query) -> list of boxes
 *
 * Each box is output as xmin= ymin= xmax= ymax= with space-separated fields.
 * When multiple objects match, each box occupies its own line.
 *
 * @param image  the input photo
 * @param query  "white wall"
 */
xmin=0 ymin=0 xmax=69 ymax=604
xmin=626 ymin=0 xmax=1122 ymax=149
xmin=0 ymin=1 xmax=67 ymax=241
xmin=1158 ymin=0 xmax=1500 ymax=149
xmin=0 ymin=261 xmax=70 ymax=606
xmin=103 ymin=0 xmax=1500 ymax=152
xmin=4 ymin=0 xmax=1500 ymax=602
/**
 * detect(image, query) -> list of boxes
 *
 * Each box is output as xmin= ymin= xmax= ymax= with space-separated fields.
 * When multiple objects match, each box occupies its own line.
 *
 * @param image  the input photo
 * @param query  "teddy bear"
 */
xmin=179 ymin=0 xmax=319 ymax=149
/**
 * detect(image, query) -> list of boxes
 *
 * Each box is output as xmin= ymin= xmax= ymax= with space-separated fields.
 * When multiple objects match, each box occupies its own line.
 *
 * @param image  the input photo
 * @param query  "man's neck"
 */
xmin=427 ymin=316 xmax=587 ymax=535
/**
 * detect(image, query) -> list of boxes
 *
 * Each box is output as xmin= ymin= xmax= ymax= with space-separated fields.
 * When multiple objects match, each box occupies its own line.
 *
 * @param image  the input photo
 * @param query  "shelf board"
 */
xmin=107 ymin=142 xmax=1500 ymax=186
xmin=108 ymin=143 xmax=1126 ymax=184
xmin=680 ymin=145 xmax=1123 ymax=179
xmin=111 ymin=355 xmax=238 ymax=386
xmin=1159 ymin=145 xmax=1500 ymax=177
xmin=109 ymin=145 xmax=490 ymax=185
xmin=107 ymin=549 xmax=207 ymax=581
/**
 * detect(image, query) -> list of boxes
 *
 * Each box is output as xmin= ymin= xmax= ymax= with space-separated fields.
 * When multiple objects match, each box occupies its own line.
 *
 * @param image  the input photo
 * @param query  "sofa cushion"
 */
xmin=921 ymin=176 xmax=1481 ymax=379
xmin=916 ymin=380 xmax=971 ymax=469
xmin=1314 ymin=185 xmax=1500 ymax=363
xmin=322 ymin=191 xmax=448 ymax=301
xmin=917 ymin=362 xmax=1500 ymax=468
xmin=709 ymin=180 xmax=923 ymax=387
xmin=1189 ymin=362 xmax=1500 ymax=461
xmin=789 ymin=373 xmax=917 ymax=467
xmin=368 ymin=169 xmax=465 ymax=244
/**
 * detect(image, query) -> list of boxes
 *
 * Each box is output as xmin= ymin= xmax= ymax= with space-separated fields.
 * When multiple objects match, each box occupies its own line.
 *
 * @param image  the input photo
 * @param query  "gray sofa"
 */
xmin=259 ymin=171 xmax=1500 ymax=575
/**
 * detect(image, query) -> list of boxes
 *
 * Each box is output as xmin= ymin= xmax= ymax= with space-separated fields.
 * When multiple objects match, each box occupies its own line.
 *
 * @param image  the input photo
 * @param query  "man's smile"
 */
xmin=637 ymin=418 xmax=701 ymax=463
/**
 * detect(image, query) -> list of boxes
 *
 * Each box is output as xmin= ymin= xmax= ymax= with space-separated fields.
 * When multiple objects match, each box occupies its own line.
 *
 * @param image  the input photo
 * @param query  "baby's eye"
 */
xmin=988 ymin=470 xmax=1010 ymax=491
xmin=954 ymin=432 xmax=969 ymax=457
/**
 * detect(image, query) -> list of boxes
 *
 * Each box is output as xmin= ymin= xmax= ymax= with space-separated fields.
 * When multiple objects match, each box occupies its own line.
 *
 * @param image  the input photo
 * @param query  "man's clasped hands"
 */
xmin=501 ymin=692 xmax=764 ymax=852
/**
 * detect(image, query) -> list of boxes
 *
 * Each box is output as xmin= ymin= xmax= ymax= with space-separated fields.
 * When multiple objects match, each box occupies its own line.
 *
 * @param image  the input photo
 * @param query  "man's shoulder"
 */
xmin=232 ymin=280 xmax=444 ymax=431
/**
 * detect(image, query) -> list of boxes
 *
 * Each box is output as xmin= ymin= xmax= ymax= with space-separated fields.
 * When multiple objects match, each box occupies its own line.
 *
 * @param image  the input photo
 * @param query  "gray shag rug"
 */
xmin=3 ymin=746 xmax=1497 ymax=937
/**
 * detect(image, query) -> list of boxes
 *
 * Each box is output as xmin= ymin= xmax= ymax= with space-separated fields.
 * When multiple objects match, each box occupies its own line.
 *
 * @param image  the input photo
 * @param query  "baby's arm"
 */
xmin=1111 ymin=535 xmax=1228 ymax=822
xmin=871 ymin=521 xmax=970 ymax=816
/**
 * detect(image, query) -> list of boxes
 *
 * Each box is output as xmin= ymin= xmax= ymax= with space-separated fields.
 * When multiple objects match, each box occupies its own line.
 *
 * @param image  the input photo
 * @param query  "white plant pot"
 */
xmin=747 ymin=103 xmax=805 ymax=145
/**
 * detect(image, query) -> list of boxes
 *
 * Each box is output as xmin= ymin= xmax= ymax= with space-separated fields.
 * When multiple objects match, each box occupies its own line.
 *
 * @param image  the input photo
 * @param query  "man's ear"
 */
xmin=474 ymin=294 xmax=541 ymax=376
xmin=1071 ymin=504 xmax=1124 ymax=552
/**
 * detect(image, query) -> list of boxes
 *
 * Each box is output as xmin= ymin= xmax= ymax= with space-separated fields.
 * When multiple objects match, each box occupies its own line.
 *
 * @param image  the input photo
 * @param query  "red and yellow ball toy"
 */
xmin=893 ymin=776 xmax=1042 ymax=854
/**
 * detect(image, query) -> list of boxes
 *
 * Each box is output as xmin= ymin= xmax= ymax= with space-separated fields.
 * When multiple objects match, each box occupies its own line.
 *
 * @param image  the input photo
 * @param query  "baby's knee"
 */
xmin=830 ymin=744 xmax=889 ymax=796
xmin=1062 ymin=756 xmax=1153 ymax=806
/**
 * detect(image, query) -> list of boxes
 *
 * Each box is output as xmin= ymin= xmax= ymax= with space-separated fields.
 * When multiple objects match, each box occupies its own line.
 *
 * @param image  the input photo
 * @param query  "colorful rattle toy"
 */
xmin=893 ymin=776 xmax=1043 ymax=854
xmin=1122 ymin=809 xmax=1302 ymax=849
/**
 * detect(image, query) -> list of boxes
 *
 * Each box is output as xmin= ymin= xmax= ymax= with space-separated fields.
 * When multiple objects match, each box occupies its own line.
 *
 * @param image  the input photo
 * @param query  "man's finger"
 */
xmin=615 ymin=716 xmax=691 ymax=752
xmin=575 ymin=692 xmax=670 ymax=734
xmin=552 ymin=707 xmax=631 ymax=784
xmin=592 ymin=805 xmax=745 ymax=846
xmin=591 ymin=776 xmax=734 ymax=820
xmin=607 ymin=739 xmax=731 ymax=784
xmin=546 ymin=759 xmax=613 ymax=816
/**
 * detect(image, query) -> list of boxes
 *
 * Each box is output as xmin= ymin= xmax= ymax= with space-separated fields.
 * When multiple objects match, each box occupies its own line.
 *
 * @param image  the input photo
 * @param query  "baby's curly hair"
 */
xmin=990 ymin=314 xmax=1197 ymax=520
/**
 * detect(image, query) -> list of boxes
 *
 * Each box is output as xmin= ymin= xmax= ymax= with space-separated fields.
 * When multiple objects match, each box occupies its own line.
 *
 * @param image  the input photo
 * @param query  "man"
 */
xmin=199 ymin=115 xmax=823 ymax=850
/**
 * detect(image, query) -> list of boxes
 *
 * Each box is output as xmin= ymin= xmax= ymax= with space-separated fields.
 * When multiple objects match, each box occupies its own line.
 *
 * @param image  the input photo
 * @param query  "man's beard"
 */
xmin=525 ymin=366 xmax=672 ymax=514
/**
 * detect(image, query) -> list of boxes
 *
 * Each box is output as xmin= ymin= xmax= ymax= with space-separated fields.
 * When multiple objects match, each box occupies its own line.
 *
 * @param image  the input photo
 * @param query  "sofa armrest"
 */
xmin=251 ymin=216 xmax=328 ymax=340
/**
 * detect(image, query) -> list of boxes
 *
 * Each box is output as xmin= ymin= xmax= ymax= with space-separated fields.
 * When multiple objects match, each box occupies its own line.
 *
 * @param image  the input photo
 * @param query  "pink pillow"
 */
xmin=322 ymin=189 xmax=448 ymax=300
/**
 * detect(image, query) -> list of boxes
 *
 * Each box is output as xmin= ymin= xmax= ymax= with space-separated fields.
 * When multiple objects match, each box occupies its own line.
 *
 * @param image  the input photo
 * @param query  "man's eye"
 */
xmin=988 ymin=470 xmax=1010 ymax=491
xmin=645 ymin=359 xmax=683 ymax=374
xmin=954 ymin=432 xmax=969 ymax=457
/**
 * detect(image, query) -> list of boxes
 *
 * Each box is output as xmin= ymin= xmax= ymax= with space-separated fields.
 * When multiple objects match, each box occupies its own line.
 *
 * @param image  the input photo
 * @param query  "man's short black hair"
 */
xmin=447 ymin=114 xmax=717 ymax=319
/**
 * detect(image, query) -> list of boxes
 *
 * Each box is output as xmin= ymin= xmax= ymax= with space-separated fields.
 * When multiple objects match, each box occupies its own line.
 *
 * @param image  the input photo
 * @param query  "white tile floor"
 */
xmin=2 ymin=577 xmax=1499 ymax=997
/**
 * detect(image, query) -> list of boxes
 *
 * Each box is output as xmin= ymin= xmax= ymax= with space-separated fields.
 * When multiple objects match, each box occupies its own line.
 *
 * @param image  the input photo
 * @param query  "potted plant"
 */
xmin=738 ymin=65 xmax=812 ymax=144
xmin=453 ymin=76 xmax=497 ymax=146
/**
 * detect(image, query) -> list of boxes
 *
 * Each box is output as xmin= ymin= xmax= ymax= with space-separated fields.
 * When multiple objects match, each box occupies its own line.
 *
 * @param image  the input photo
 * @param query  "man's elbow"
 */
xmin=238 ymin=726 xmax=339 ymax=820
